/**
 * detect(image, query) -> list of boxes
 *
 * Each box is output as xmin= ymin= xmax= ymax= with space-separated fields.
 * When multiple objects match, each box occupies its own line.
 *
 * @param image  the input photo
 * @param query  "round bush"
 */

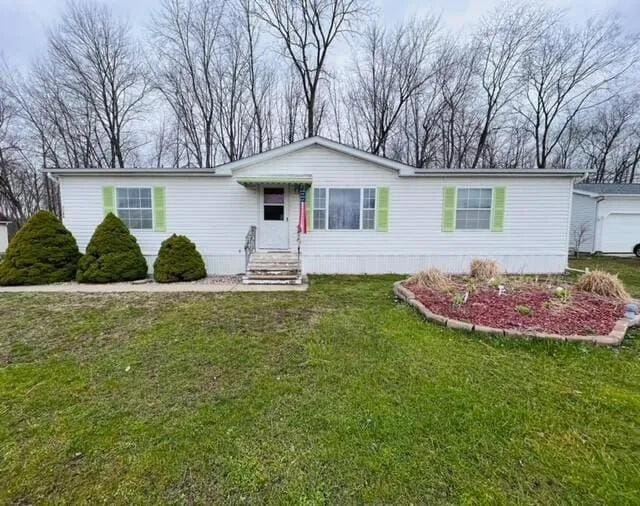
xmin=0 ymin=210 xmax=80 ymax=286
xmin=76 ymin=213 xmax=148 ymax=283
xmin=153 ymin=234 xmax=206 ymax=283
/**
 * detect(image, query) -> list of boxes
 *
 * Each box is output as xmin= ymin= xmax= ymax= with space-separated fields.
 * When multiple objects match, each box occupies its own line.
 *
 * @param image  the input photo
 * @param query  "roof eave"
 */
xmin=411 ymin=170 xmax=586 ymax=178
xmin=45 ymin=168 xmax=222 ymax=177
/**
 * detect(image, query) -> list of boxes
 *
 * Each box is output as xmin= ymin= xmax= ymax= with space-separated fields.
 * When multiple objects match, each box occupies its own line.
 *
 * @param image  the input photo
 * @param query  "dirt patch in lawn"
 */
xmin=405 ymin=278 xmax=624 ymax=336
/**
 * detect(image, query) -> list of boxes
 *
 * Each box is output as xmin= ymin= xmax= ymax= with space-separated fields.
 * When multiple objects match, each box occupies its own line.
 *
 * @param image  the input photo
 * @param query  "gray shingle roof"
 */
xmin=575 ymin=183 xmax=640 ymax=195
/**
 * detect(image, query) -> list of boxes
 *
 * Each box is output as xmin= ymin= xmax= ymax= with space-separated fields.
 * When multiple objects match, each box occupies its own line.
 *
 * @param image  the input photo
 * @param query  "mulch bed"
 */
xmin=406 ymin=281 xmax=624 ymax=336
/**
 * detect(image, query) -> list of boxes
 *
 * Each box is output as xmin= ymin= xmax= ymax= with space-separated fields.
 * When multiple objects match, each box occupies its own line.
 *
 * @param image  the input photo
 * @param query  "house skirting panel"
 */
xmin=145 ymin=254 xmax=568 ymax=276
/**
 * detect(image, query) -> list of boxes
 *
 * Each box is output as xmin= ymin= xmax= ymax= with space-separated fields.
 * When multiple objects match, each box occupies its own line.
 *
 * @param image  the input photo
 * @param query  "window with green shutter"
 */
xmin=308 ymin=187 xmax=388 ymax=231
xmin=443 ymin=186 xmax=505 ymax=232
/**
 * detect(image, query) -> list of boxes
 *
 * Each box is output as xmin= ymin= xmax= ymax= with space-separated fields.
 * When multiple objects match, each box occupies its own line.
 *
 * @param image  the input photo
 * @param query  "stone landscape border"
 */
xmin=394 ymin=281 xmax=633 ymax=346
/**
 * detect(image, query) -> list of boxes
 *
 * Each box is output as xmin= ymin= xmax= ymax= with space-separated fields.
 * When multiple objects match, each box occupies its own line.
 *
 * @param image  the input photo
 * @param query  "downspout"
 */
xmin=593 ymin=196 xmax=605 ymax=253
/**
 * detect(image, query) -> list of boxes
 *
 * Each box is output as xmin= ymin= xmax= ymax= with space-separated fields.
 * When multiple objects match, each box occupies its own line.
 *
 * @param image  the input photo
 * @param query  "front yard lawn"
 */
xmin=1 ymin=257 xmax=639 ymax=503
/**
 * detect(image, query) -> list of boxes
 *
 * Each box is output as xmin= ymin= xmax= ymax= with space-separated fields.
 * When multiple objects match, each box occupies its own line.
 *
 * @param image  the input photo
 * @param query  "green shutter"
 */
xmin=442 ymin=187 xmax=456 ymax=232
xmin=153 ymin=187 xmax=167 ymax=232
xmin=491 ymin=186 xmax=506 ymax=232
xmin=102 ymin=186 xmax=115 ymax=217
xmin=376 ymin=187 xmax=389 ymax=232
xmin=306 ymin=187 xmax=313 ymax=231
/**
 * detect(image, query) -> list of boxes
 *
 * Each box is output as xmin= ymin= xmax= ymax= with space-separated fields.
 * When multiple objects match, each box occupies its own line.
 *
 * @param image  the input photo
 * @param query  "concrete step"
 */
xmin=252 ymin=252 xmax=297 ymax=259
xmin=248 ymin=270 xmax=299 ymax=277
xmin=245 ymin=250 xmax=301 ymax=285
xmin=248 ymin=265 xmax=299 ymax=272
xmin=242 ymin=276 xmax=303 ymax=285
xmin=250 ymin=262 xmax=298 ymax=266
xmin=246 ymin=273 xmax=300 ymax=280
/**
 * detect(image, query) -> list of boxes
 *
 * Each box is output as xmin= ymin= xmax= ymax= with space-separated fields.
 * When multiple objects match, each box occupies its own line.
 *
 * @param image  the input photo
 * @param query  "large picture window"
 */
xmin=313 ymin=188 xmax=376 ymax=230
xmin=117 ymin=187 xmax=153 ymax=230
xmin=456 ymin=188 xmax=492 ymax=230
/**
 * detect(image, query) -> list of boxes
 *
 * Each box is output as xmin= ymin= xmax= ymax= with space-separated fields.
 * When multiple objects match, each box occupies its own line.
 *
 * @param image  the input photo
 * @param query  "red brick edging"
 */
xmin=393 ymin=281 xmax=630 ymax=346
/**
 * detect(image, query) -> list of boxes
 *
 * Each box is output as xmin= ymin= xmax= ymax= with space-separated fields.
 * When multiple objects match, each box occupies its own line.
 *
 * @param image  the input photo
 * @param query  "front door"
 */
xmin=258 ymin=186 xmax=289 ymax=250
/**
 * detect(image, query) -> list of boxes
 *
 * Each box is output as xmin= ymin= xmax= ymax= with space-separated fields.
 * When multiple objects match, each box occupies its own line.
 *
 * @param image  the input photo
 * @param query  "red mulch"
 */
xmin=406 ymin=282 xmax=624 ymax=336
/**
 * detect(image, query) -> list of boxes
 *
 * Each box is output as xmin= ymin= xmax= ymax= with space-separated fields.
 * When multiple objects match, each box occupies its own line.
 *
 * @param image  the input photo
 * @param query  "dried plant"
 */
xmin=409 ymin=268 xmax=453 ymax=292
xmin=470 ymin=258 xmax=501 ymax=281
xmin=575 ymin=270 xmax=629 ymax=300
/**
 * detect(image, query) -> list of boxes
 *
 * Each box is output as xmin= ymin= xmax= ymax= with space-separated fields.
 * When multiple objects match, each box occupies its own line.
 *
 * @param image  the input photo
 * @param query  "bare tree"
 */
xmin=348 ymin=16 xmax=440 ymax=156
xmin=437 ymin=41 xmax=480 ymax=168
xmin=150 ymin=0 xmax=227 ymax=167
xmin=48 ymin=0 xmax=148 ymax=168
xmin=254 ymin=0 xmax=368 ymax=137
xmin=274 ymin=67 xmax=306 ymax=145
xmin=572 ymin=221 xmax=593 ymax=257
xmin=239 ymin=0 xmax=275 ymax=154
xmin=518 ymin=15 xmax=639 ymax=168
xmin=0 ymin=84 xmax=51 ymax=223
xmin=471 ymin=1 xmax=546 ymax=168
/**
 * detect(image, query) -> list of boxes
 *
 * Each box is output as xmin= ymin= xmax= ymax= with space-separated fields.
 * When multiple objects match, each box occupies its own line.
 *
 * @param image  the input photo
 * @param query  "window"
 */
xmin=263 ymin=187 xmax=285 ymax=221
xmin=362 ymin=188 xmax=376 ymax=230
xmin=329 ymin=189 xmax=361 ymax=229
xmin=117 ymin=187 xmax=153 ymax=230
xmin=313 ymin=188 xmax=376 ymax=230
xmin=456 ymin=188 xmax=492 ymax=230
xmin=313 ymin=188 xmax=327 ymax=230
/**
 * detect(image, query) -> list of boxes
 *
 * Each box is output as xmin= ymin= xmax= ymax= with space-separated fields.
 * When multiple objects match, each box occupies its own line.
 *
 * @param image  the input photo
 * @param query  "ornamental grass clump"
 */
xmin=575 ymin=270 xmax=629 ymax=300
xmin=470 ymin=258 xmax=501 ymax=281
xmin=76 ymin=213 xmax=148 ymax=283
xmin=0 ymin=210 xmax=81 ymax=286
xmin=409 ymin=268 xmax=452 ymax=292
xmin=153 ymin=234 xmax=206 ymax=283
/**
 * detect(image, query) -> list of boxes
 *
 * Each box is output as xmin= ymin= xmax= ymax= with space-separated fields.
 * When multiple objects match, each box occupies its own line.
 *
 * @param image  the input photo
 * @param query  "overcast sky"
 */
xmin=0 ymin=0 xmax=639 ymax=69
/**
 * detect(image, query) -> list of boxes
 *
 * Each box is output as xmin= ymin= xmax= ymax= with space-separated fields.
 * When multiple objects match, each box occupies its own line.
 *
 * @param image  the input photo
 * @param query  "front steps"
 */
xmin=243 ymin=251 xmax=303 ymax=285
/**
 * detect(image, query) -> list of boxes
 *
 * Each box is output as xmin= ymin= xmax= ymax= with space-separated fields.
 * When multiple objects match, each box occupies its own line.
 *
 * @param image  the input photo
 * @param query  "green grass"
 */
xmin=1 ymin=258 xmax=640 ymax=504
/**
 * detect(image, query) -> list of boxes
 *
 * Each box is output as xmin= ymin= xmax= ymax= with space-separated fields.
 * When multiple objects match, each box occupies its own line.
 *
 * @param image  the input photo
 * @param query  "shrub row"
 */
xmin=0 ymin=211 xmax=206 ymax=286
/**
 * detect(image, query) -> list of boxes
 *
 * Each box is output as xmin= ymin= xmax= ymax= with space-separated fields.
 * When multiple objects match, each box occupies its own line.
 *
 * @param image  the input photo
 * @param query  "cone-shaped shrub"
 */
xmin=153 ymin=234 xmax=206 ymax=283
xmin=0 ymin=210 xmax=81 ymax=286
xmin=76 ymin=213 xmax=148 ymax=283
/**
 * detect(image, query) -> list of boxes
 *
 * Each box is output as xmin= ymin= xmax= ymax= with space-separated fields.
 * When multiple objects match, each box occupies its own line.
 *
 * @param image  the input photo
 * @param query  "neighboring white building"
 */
xmin=47 ymin=136 xmax=582 ymax=277
xmin=571 ymin=183 xmax=640 ymax=256
xmin=0 ymin=220 xmax=9 ymax=254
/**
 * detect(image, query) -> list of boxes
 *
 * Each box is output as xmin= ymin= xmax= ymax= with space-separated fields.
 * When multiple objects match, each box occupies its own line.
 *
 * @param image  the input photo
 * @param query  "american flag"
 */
xmin=298 ymin=189 xmax=308 ymax=234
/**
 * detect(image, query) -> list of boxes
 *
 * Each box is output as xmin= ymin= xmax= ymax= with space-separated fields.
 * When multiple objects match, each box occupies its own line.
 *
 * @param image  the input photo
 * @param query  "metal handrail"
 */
xmin=244 ymin=225 xmax=256 ymax=271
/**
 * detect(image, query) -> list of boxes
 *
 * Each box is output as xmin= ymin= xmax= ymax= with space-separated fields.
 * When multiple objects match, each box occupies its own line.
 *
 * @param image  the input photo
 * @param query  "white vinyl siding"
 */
xmin=59 ymin=145 xmax=574 ymax=274
xmin=0 ymin=224 xmax=8 ymax=253
xmin=570 ymin=193 xmax=596 ymax=253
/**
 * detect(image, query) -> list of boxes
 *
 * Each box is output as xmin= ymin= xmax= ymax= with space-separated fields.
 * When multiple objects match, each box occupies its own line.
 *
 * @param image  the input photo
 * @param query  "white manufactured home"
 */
xmin=48 ymin=137 xmax=583 ymax=280
xmin=571 ymin=183 xmax=640 ymax=256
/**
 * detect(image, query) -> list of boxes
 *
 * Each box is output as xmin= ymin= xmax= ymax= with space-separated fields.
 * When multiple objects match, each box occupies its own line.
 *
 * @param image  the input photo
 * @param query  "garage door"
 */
xmin=601 ymin=213 xmax=640 ymax=253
